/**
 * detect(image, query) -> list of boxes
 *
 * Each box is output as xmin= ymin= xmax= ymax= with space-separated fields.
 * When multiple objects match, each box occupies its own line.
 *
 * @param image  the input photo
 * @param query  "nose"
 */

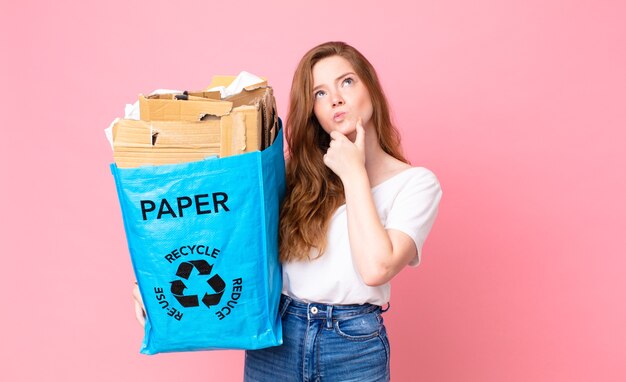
xmin=332 ymin=92 xmax=344 ymax=107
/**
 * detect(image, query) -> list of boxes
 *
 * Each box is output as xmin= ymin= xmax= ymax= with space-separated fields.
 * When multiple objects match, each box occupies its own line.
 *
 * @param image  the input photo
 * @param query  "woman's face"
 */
xmin=311 ymin=55 xmax=373 ymax=139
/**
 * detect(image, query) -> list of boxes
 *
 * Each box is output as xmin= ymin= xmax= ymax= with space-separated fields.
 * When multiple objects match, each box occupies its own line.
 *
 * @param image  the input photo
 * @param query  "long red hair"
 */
xmin=279 ymin=41 xmax=407 ymax=263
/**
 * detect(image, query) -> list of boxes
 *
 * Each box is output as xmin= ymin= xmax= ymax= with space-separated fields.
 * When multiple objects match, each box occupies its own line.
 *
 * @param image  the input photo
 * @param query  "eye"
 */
xmin=341 ymin=77 xmax=354 ymax=87
xmin=314 ymin=90 xmax=326 ymax=99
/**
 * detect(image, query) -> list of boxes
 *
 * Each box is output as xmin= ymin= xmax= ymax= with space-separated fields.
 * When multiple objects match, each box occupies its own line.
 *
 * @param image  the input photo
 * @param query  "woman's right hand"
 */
xmin=132 ymin=282 xmax=146 ymax=327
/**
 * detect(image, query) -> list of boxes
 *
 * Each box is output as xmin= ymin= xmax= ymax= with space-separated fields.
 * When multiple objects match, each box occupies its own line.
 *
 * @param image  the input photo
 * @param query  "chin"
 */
xmin=336 ymin=120 xmax=356 ymax=135
xmin=343 ymin=129 xmax=358 ymax=141
xmin=328 ymin=126 xmax=352 ymax=139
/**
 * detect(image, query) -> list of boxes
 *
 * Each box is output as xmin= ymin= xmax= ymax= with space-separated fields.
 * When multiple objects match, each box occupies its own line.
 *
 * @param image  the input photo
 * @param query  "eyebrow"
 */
xmin=312 ymin=72 xmax=355 ymax=92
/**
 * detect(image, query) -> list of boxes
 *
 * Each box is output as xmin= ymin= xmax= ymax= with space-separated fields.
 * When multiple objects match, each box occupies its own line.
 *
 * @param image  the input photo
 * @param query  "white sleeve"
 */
xmin=384 ymin=168 xmax=442 ymax=267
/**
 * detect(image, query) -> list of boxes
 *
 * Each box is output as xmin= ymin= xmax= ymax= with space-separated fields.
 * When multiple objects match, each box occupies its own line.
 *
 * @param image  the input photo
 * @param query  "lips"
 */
xmin=333 ymin=112 xmax=347 ymax=122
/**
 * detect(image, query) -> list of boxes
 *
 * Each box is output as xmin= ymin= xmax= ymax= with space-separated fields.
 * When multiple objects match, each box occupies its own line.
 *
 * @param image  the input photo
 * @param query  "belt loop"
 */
xmin=326 ymin=305 xmax=333 ymax=329
xmin=381 ymin=302 xmax=390 ymax=313
xmin=279 ymin=295 xmax=292 ymax=318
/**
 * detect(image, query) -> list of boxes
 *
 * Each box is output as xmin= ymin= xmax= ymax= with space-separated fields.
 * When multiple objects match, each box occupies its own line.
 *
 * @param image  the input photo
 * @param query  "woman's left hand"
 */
xmin=323 ymin=118 xmax=366 ymax=181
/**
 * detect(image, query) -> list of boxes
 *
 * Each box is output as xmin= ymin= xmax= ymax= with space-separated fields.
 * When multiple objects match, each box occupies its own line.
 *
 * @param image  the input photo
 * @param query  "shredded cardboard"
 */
xmin=111 ymin=75 xmax=279 ymax=168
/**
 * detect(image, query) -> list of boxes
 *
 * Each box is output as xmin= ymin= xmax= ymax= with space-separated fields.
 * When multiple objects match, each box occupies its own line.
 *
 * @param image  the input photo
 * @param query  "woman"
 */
xmin=243 ymin=42 xmax=442 ymax=381
xmin=133 ymin=41 xmax=442 ymax=381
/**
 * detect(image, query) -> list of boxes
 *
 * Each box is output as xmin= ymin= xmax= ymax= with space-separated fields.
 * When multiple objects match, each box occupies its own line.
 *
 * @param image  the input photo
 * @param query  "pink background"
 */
xmin=2 ymin=1 xmax=625 ymax=381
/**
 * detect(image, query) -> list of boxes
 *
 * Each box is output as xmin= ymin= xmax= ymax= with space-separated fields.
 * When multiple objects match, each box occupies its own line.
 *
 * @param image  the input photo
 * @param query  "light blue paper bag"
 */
xmin=111 ymin=128 xmax=285 ymax=355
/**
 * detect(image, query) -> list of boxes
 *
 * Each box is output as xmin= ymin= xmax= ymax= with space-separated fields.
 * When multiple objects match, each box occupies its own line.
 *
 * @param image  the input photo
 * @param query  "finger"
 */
xmin=132 ymin=283 xmax=143 ymax=304
xmin=330 ymin=130 xmax=345 ymax=141
xmin=132 ymin=283 xmax=146 ymax=326
xmin=355 ymin=118 xmax=365 ymax=150
xmin=134 ymin=300 xmax=146 ymax=327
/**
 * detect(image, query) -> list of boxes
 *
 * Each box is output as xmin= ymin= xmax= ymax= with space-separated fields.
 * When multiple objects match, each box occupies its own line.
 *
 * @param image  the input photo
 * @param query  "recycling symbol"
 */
xmin=170 ymin=260 xmax=225 ymax=308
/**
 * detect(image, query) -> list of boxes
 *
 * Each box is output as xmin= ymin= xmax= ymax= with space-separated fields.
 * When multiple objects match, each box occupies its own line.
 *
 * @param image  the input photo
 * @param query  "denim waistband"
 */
xmin=279 ymin=294 xmax=388 ymax=321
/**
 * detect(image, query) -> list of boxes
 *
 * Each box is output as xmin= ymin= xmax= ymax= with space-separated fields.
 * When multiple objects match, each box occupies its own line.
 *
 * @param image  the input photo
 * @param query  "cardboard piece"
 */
xmin=138 ymin=93 xmax=232 ymax=121
xmin=113 ymin=76 xmax=278 ymax=168
xmin=112 ymin=119 xmax=221 ymax=168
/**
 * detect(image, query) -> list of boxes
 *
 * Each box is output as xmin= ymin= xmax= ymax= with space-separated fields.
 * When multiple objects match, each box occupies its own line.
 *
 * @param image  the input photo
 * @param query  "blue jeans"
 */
xmin=244 ymin=294 xmax=390 ymax=381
